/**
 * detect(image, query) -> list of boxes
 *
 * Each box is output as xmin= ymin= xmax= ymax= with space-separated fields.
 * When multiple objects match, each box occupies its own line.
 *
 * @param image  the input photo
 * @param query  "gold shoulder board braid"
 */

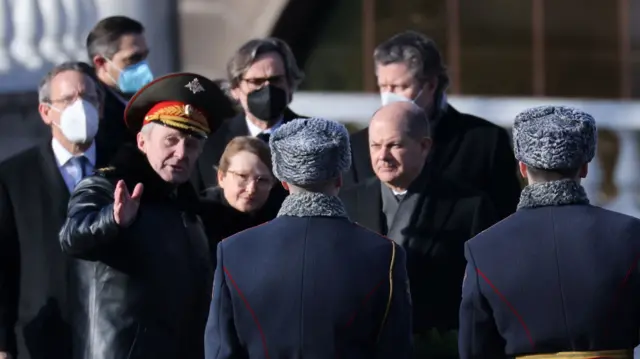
xmin=376 ymin=240 xmax=396 ymax=343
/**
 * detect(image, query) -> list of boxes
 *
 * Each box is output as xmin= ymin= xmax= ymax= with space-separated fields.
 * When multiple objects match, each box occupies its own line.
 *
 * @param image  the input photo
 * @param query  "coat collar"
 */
xmin=278 ymin=192 xmax=348 ymax=218
xmin=518 ymin=179 xmax=589 ymax=210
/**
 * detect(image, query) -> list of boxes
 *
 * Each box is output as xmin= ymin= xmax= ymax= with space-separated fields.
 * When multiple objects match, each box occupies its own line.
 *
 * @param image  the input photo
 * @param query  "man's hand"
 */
xmin=0 ymin=351 xmax=12 ymax=359
xmin=113 ymin=180 xmax=143 ymax=227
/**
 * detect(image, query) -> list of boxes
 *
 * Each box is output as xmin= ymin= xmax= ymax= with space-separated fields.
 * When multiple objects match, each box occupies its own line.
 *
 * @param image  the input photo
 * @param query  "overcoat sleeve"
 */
xmin=375 ymin=243 xmax=413 ymax=359
xmin=487 ymin=128 xmax=521 ymax=220
xmin=471 ymin=193 xmax=499 ymax=236
xmin=58 ymin=176 xmax=120 ymax=260
xmin=458 ymin=242 xmax=506 ymax=359
xmin=0 ymin=180 xmax=18 ymax=355
xmin=205 ymin=243 xmax=243 ymax=359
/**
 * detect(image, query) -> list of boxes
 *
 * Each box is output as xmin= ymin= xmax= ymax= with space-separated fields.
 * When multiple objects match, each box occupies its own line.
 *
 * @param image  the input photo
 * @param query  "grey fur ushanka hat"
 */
xmin=269 ymin=118 xmax=352 ymax=185
xmin=513 ymin=105 xmax=597 ymax=170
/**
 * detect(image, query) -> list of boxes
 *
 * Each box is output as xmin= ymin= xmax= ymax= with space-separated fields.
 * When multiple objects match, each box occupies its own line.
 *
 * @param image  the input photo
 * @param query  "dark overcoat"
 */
xmin=340 ymin=174 xmax=497 ymax=335
xmin=204 ymin=193 xmax=413 ymax=359
xmin=0 ymin=139 xmax=109 ymax=359
xmin=459 ymin=180 xmax=640 ymax=359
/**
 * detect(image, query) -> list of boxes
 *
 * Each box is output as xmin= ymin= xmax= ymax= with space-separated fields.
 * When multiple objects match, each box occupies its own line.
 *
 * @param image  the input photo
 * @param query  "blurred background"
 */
xmin=0 ymin=0 xmax=639 ymax=216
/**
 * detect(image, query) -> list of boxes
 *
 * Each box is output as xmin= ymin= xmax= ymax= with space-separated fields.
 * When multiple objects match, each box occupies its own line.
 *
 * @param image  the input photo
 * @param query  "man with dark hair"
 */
xmin=195 ymin=37 xmax=306 ymax=191
xmin=347 ymin=31 xmax=521 ymax=220
xmin=459 ymin=106 xmax=640 ymax=359
xmin=86 ymin=16 xmax=151 ymax=160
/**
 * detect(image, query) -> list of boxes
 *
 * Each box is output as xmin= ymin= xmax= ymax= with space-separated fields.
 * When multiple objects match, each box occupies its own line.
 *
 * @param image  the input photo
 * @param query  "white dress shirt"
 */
xmin=245 ymin=116 xmax=284 ymax=137
xmin=51 ymin=138 xmax=96 ymax=191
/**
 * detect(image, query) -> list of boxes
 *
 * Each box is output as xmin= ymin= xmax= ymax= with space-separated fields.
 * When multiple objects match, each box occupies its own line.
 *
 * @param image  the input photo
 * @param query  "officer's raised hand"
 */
xmin=113 ymin=180 xmax=144 ymax=227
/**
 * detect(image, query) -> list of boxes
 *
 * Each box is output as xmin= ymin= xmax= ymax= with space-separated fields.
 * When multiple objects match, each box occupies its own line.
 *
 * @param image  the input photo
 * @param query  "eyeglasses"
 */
xmin=242 ymin=75 xmax=286 ymax=89
xmin=226 ymin=170 xmax=273 ymax=188
xmin=49 ymin=92 xmax=101 ymax=108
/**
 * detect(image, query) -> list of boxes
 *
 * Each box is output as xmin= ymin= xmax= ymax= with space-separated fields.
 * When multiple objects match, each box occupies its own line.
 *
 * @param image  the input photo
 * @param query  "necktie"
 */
xmin=71 ymin=156 xmax=89 ymax=179
xmin=395 ymin=193 xmax=406 ymax=202
xmin=257 ymin=132 xmax=271 ymax=143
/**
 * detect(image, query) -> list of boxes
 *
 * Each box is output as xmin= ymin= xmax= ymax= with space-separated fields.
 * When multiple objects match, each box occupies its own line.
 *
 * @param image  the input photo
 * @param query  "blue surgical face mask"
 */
xmin=108 ymin=60 xmax=154 ymax=94
xmin=380 ymin=88 xmax=424 ymax=106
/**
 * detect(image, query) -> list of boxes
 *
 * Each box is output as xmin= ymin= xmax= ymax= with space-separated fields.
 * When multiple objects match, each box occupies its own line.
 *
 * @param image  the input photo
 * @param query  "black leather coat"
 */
xmin=58 ymin=146 xmax=213 ymax=359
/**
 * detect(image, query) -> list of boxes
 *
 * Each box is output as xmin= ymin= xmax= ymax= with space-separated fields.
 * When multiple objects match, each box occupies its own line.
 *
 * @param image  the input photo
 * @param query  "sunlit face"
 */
xmin=218 ymin=151 xmax=274 ymax=213
xmin=231 ymin=51 xmax=291 ymax=115
xmin=136 ymin=125 xmax=204 ymax=184
xmin=369 ymin=116 xmax=430 ymax=189
xmin=39 ymin=70 xmax=100 ymax=136
xmin=94 ymin=33 xmax=150 ymax=88
xmin=376 ymin=62 xmax=436 ymax=110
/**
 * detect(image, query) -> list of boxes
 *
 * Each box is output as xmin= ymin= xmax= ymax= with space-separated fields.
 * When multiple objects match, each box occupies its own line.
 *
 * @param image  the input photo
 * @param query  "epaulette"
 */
xmin=94 ymin=166 xmax=117 ymax=177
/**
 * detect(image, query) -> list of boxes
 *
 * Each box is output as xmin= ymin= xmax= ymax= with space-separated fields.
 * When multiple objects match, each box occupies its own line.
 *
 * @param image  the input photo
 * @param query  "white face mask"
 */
xmin=50 ymin=99 xmax=100 ymax=144
xmin=380 ymin=88 xmax=424 ymax=106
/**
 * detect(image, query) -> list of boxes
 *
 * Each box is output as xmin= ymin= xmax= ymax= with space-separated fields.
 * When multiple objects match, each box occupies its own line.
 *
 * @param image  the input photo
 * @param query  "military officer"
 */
xmin=458 ymin=106 xmax=640 ymax=359
xmin=204 ymin=117 xmax=413 ymax=359
xmin=59 ymin=73 xmax=229 ymax=359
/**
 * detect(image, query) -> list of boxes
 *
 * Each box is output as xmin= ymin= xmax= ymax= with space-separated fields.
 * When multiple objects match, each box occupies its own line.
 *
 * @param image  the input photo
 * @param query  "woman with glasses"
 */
xmin=202 ymin=136 xmax=279 ymax=249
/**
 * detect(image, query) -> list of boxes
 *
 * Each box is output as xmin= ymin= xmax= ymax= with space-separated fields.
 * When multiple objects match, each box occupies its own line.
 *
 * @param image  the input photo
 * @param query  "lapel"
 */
xmin=355 ymin=177 xmax=383 ymax=234
xmin=428 ymin=105 xmax=465 ymax=173
xmin=37 ymin=140 xmax=70 ymax=216
xmin=408 ymin=174 xmax=458 ymax=257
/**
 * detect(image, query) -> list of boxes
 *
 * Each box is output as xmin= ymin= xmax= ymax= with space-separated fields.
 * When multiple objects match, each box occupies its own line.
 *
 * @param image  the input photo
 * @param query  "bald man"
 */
xmin=340 ymin=102 xmax=498 ymax=353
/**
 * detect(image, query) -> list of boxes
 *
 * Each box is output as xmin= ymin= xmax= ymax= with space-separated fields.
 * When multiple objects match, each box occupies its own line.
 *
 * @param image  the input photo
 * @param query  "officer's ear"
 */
xmin=578 ymin=163 xmax=588 ymax=178
xmin=281 ymin=181 xmax=290 ymax=192
xmin=518 ymin=162 xmax=528 ymax=179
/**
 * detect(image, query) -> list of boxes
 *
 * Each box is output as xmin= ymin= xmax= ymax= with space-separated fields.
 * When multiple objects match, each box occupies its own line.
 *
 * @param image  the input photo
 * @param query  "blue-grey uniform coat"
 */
xmin=204 ymin=192 xmax=413 ymax=359
xmin=459 ymin=180 xmax=640 ymax=359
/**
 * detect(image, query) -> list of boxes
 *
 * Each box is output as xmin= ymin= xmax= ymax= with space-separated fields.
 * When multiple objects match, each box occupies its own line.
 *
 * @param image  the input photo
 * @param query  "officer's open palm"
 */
xmin=113 ymin=180 xmax=144 ymax=227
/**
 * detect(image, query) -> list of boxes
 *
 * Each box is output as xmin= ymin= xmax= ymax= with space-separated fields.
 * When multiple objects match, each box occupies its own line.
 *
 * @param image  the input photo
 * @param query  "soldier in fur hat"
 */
xmin=59 ymin=73 xmax=229 ymax=359
xmin=204 ymin=118 xmax=413 ymax=359
xmin=458 ymin=106 xmax=640 ymax=359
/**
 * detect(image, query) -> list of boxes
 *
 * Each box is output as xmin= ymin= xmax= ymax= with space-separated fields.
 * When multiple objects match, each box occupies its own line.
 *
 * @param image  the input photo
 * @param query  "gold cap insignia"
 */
xmin=185 ymin=78 xmax=205 ymax=94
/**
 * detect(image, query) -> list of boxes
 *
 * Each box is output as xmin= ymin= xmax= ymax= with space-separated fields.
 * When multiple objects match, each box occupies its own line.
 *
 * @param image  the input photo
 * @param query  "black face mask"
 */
xmin=246 ymin=84 xmax=288 ymax=122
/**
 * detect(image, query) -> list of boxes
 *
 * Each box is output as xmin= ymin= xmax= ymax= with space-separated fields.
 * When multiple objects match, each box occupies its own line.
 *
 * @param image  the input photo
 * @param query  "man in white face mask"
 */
xmin=346 ymin=31 xmax=522 ymax=222
xmin=0 ymin=61 xmax=107 ymax=359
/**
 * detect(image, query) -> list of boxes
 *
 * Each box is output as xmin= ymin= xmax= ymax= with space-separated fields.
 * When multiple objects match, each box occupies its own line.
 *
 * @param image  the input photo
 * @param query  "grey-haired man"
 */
xmin=459 ymin=106 xmax=640 ymax=359
xmin=205 ymin=118 xmax=412 ymax=359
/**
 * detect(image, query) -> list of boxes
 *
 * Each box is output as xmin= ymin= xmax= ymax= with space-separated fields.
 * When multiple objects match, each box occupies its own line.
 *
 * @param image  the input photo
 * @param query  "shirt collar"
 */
xmin=51 ymin=138 xmax=97 ymax=167
xmin=245 ymin=116 xmax=284 ymax=137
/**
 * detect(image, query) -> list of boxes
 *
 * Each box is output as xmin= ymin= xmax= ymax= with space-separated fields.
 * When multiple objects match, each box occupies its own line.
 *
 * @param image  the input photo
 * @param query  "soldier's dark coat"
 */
xmin=204 ymin=192 xmax=413 ymax=359
xmin=459 ymin=180 xmax=640 ymax=359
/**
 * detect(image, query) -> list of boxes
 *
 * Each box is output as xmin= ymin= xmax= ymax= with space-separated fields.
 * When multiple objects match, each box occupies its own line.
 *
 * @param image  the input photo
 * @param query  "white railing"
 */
xmin=0 ymin=0 xmax=174 ymax=93
xmin=290 ymin=93 xmax=640 ymax=218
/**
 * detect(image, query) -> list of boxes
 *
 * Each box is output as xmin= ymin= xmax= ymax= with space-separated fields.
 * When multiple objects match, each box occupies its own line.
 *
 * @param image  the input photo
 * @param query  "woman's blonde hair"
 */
xmin=218 ymin=136 xmax=273 ymax=174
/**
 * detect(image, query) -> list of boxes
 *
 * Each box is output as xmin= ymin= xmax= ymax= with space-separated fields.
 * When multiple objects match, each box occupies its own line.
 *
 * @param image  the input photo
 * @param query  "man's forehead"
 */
xmin=52 ymin=70 xmax=95 ymax=93
xmin=245 ymin=52 xmax=286 ymax=78
xmin=376 ymin=62 xmax=415 ymax=84
xmin=114 ymin=34 xmax=149 ymax=58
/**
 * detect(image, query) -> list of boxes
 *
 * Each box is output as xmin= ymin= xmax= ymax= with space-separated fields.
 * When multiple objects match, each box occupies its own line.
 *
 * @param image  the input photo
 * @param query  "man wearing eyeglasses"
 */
xmin=0 ymin=61 xmax=109 ymax=359
xmin=194 ymin=37 xmax=307 ymax=193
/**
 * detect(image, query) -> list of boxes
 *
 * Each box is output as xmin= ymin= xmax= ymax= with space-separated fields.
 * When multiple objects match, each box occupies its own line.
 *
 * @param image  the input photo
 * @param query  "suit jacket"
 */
xmin=204 ymin=193 xmax=413 ymax=359
xmin=460 ymin=187 xmax=640 ymax=358
xmin=340 ymin=175 xmax=497 ymax=334
xmin=346 ymin=105 xmax=521 ymax=220
xmin=94 ymin=85 xmax=133 ymax=162
xmin=0 ymin=140 xmax=108 ymax=359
